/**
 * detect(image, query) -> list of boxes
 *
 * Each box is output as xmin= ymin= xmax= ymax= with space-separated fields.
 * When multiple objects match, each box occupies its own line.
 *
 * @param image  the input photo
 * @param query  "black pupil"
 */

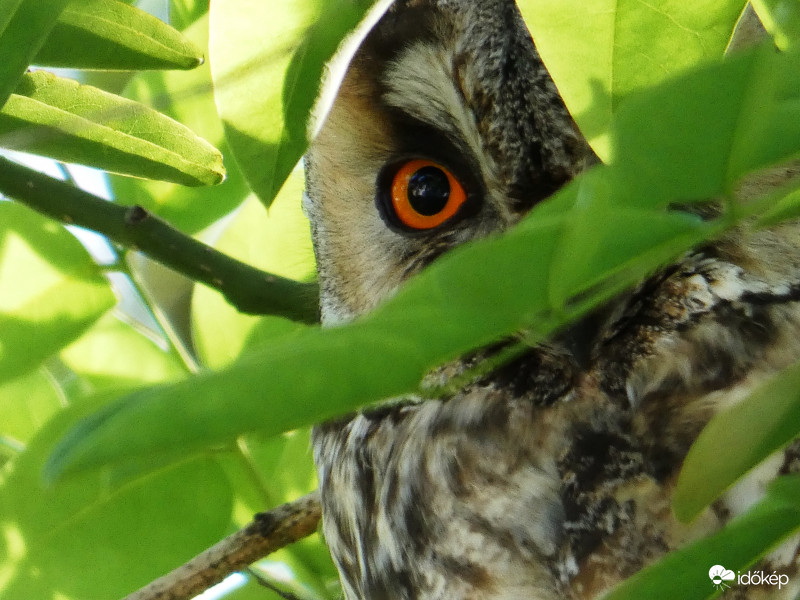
xmin=407 ymin=166 xmax=450 ymax=216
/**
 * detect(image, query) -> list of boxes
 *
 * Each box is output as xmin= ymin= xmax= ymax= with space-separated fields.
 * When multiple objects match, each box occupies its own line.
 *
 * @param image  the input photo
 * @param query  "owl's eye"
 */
xmin=389 ymin=159 xmax=467 ymax=230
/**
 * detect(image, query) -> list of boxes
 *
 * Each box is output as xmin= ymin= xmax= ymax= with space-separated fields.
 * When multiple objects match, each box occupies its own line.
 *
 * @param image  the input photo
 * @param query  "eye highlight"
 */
xmin=389 ymin=159 xmax=467 ymax=230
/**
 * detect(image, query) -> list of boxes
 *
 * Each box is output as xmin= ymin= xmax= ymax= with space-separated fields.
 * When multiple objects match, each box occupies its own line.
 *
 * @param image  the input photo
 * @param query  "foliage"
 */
xmin=518 ymin=0 xmax=749 ymax=159
xmin=208 ymin=0 xmax=386 ymax=206
xmin=0 ymin=1 xmax=799 ymax=600
xmin=0 ymin=1 xmax=330 ymax=599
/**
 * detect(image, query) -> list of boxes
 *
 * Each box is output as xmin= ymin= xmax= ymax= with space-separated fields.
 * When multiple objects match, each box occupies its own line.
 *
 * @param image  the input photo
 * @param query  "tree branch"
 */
xmin=0 ymin=155 xmax=320 ymax=323
xmin=123 ymin=491 xmax=322 ymax=600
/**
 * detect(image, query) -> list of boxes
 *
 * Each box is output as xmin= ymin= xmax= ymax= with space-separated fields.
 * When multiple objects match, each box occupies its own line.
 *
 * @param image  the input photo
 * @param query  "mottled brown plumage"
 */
xmin=304 ymin=1 xmax=800 ymax=598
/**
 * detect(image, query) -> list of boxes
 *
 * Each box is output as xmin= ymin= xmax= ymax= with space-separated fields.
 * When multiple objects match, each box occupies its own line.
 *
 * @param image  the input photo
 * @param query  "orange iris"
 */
xmin=390 ymin=159 xmax=467 ymax=230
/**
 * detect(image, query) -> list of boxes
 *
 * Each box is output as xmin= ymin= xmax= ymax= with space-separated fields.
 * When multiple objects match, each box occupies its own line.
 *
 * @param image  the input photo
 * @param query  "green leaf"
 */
xmin=60 ymin=312 xmax=188 ymax=393
xmin=673 ymin=363 xmax=800 ymax=523
xmin=209 ymin=0 xmax=387 ymax=206
xmin=109 ymin=13 xmax=249 ymax=233
xmin=41 ymin=211 xmax=556 ymax=478
xmin=0 ymin=394 xmax=234 ymax=600
xmin=41 ymin=196 xmax=715 ymax=480
xmin=752 ymin=0 xmax=800 ymax=50
xmin=754 ymin=184 xmax=800 ymax=228
xmin=169 ymin=0 xmax=209 ymax=31
xmin=192 ymin=170 xmax=316 ymax=369
xmin=0 ymin=368 xmax=64 ymax=449
xmin=606 ymin=475 xmax=800 ymax=600
xmin=220 ymin=432 xmax=317 ymax=517
xmin=0 ymin=70 xmax=225 ymax=186
xmin=609 ymin=43 xmax=800 ymax=205
xmin=0 ymin=202 xmax=115 ymax=385
xmin=42 ymin=44 xmax=800 ymax=481
xmin=544 ymin=170 xmax=706 ymax=309
xmin=34 ymin=0 xmax=203 ymax=71
xmin=0 ymin=0 xmax=71 ymax=107
xmin=518 ymin=0 xmax=748 ymax=159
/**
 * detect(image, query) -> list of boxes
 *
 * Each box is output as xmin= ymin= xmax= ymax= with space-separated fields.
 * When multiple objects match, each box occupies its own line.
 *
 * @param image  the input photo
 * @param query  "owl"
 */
xmin=302 ymin=1 xmax=800 ymax=598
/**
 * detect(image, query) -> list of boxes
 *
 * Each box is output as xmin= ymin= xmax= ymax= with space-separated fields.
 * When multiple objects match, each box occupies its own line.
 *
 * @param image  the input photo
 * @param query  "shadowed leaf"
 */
xmin=0 ymin=0 xmax=71 ymax=107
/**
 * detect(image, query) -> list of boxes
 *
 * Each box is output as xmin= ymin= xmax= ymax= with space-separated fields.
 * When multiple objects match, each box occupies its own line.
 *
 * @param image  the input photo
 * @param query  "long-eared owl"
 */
xmin=302 ymin=1 xmax=800 ymax=598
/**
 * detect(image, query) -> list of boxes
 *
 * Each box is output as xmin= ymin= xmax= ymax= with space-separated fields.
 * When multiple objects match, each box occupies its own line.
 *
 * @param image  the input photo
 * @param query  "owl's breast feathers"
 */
xmin=313 ymin=226 xmax=800 ymax=600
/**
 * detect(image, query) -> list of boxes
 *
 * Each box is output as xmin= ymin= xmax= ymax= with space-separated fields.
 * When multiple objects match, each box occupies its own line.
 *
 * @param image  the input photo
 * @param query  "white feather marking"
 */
xmin=308 ymin=0 xmax=396 ymax=140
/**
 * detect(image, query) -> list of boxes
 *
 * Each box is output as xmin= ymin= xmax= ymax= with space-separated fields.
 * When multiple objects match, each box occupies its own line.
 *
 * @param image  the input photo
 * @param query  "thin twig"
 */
xmin=122 ymin=491 xmax=322 ymax=600
xmin=0 ymin=155 xmax=320 ymax=323
xmin=246 ymin=567 xmax=305 ymax=600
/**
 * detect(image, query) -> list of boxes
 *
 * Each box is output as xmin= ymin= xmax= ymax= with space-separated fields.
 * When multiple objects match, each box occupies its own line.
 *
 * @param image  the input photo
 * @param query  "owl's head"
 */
xmin=304 ymin=0 xmax=592 ymax=323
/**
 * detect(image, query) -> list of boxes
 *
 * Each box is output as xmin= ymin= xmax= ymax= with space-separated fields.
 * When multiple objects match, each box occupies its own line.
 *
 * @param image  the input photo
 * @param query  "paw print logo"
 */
xmin=709 ymin=565 xmax=736 ymax=590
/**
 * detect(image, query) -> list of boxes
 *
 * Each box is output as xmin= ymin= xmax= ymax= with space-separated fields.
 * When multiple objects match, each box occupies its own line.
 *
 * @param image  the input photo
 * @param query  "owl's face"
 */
xmin=304 ymin=0 xmax=592 ymax=323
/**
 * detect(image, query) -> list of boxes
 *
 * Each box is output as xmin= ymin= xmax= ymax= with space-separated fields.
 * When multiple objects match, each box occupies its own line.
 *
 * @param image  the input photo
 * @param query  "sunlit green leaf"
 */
xmin=34 ymin=0 xmax=202 ymax=71
xmin=674 ymin=362 xmax=800 ymax=523
xmin=531 ymin=44 xmax=800 ymax=305
xmin=0 ymin=368 xmax=64 ymax=448
xmin=752 ymin=0 xmax=800 ymax=49
xmin=518 ymin=0 xmax=748 ymax=159
xmin=0 ymin=0 xmax=71 ymax=107
xmin=192 ymin=169 xmax=316 ymax=369
xmin=30 ymin=173 xmax=564 ymax=476
xmin=0 ymin=70 xmax=224 ymax=186
xmin=0 ymin=202 xmax=115 ymax=384
xmin=0 ymin=0 xmax=23 ymax=34
xmin=60 ymin=312 xmax=188 ymax=393
xmin=169 ymin=0 xmax=209 ymax=31
xmin=606 ymin=476 xmax=800 ymax=600
xmin=0 ymin=393 xmax=234 ymax=600
xmin=109 ymin=13 xmax=248 ymax=233
xmin=209 ymin=0 xmax=387 ymax=206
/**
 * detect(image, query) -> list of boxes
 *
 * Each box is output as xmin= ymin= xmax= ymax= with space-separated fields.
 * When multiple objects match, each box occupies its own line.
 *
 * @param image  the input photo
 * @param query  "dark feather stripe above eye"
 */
xmin=382 ymin=109 xmax=484 ymax=193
